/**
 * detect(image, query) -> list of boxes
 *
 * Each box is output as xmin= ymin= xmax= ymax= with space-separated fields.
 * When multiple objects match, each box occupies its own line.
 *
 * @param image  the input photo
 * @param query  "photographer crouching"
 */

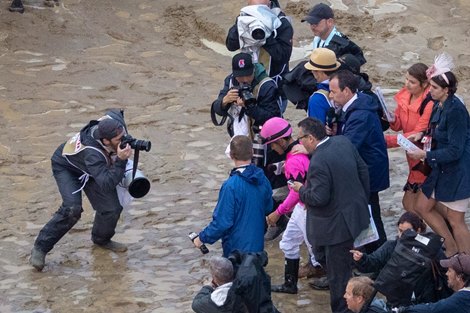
xmin=29 ymin=109 xmax=151 ymax=271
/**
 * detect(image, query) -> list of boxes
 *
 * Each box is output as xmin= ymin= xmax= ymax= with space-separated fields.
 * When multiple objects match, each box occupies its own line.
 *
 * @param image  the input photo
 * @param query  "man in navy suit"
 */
xmin=328 ymin=70 xmax=390 ymax=253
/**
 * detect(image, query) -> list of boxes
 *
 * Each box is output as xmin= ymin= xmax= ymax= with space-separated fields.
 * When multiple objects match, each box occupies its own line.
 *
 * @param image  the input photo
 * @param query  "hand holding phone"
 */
xmin=287 ymin=180 xmax=295 ymax=187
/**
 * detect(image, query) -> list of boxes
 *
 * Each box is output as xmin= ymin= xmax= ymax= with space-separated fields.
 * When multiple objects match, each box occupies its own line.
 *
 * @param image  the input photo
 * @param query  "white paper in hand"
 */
xmin=397 ymin=134 xmax=420 ymax=152
xmin=354 ymin=205 xmax=379 ymax=248
xmin=374 ymin=87 xmax=393 ymax=121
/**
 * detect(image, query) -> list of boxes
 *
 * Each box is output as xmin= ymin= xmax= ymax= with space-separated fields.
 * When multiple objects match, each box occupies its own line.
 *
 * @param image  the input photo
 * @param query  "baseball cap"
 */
xmin=440 ymin=253 xmax=470 ymax=275
xmin=94 ymin=118 xmax=124 ymax=140
xmin=338 ymin=54 xmax=362 ymax=75
xmin=301 ymin=3 xmax=334 ymax=24
xmin=232 ymin=53 xmax=254 ymax=77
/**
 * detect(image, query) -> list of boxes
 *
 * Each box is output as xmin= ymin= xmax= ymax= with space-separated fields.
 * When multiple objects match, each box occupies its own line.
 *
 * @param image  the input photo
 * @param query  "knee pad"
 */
xmin=59 ymin=205 xmax=83 ymax=224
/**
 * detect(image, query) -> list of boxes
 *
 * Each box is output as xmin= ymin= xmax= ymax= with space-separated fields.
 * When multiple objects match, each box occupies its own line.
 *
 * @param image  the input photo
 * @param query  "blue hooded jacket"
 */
xmin=339 ymin=93 xmax=390 ymax=192
xmin=199 ymin=164 xmax=273 ymax=257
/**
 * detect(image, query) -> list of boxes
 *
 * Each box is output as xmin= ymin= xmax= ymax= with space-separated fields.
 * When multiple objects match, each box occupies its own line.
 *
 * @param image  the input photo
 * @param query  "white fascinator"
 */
xmin=426 ymin=52 xmax=454 ymax=84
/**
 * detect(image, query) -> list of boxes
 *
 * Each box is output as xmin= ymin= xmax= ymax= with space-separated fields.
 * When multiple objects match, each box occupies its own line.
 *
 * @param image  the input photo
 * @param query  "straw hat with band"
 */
xmin=304 ymin=48 xmax=340 ymax=72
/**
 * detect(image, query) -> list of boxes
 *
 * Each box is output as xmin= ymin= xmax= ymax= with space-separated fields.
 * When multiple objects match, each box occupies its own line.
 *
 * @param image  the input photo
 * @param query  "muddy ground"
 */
xmin=0 ymin=0 xmax=470 ymax=312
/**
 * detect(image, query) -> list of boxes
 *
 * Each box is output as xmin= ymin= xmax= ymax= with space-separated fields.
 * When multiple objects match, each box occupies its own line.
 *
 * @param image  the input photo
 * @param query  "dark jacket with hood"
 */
xmin=339 ymin=93 xmax=390 ymax=192
xmin=51 ymin=109 xmax=128 ymax=193
xmin=199 ymin=164 xmax=273 ymax=257
xmin=212 ymin=63 xmax=281 ymax=130
xmin=192 ymin=284 xmax=248 ymax=313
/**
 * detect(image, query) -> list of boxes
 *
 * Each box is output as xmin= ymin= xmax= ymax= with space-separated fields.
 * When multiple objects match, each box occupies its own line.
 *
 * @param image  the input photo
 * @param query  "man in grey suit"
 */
xmin=291 ymin=117 xmax=370 ymax=313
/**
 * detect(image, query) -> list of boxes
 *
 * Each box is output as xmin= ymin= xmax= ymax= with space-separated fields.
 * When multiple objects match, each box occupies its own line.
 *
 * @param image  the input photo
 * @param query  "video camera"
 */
xmin=238 ymin=83 xmax=256 ymax=107
xmin=120 ymin=134 xmax=151 ymax=152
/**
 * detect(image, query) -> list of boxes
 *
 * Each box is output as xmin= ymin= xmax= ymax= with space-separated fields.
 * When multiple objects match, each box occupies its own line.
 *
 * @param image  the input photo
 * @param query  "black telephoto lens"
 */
xmin=251 ymin=28 xmax=265 ymax=40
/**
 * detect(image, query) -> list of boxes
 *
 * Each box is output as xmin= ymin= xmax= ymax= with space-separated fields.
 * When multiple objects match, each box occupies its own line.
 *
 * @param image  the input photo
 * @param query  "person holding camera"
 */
xmin=192 ymin=135 xmax=272 ymax=258
xmin=211 ymin=52 xmax=281 ymax=139
xmin=225 ymin=0 xmax=293 ymax=113
xmin=29 ymin=109 xmax=134 ymax=271
xmin=192 ymin=256 xmax=248 ymax=313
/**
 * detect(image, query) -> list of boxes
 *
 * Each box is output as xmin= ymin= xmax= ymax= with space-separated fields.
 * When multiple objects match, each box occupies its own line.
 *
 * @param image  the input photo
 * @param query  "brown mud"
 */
xmin=0 ymin=0 xmax=469 ymax=312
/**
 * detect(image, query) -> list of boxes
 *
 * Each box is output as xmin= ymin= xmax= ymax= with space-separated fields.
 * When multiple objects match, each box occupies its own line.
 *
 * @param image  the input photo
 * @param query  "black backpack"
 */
xmin=228 ymin=250 xmax=280 ymax=313
xmin=373 ymin=229 xmax=444 ymax=307
xmin=281 ymin=60 xmax=317 ymax=111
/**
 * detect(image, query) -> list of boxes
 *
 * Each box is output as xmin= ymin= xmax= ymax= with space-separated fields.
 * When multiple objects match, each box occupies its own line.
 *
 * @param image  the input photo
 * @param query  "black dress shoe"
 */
xmin=309 ymin=276 xmax=329 ymax=290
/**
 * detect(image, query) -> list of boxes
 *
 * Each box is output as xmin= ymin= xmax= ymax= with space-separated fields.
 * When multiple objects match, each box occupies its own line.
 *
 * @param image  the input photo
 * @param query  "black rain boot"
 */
xmin=9 ymin=0 xmax=24 ymax=13
xmin=271 ymin=258 xmax=299 ymax=294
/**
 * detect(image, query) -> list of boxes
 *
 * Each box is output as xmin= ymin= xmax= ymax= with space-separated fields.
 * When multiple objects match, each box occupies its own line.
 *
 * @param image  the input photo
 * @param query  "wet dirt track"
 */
xmin=1 ymin=0 xmax=470 ymax=312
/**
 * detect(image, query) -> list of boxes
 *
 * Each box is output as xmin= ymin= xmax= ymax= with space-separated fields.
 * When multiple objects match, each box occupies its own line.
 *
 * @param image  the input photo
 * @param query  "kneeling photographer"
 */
xmin=211 ymin=52 xmax=281 ymax=140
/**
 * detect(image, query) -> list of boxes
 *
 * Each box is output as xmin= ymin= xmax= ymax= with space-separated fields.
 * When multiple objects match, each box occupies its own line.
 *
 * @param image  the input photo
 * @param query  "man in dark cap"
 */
xmin=29 ymin=109 xmax=133 ymax=271
xmin=397 ymin=253 xmax=470 ymax=313
xmin=281 ymin=3 xmax=366 ymax=111
xmin=211 ymin=52 xmax=281 ymax=137
xmin=302 ymin=3 xmax=366 ymax=65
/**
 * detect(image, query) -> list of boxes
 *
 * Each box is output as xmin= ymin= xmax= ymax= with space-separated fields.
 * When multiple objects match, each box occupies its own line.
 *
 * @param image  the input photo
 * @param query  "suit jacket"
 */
xmin=299 ymin=136 xmax=370 ymax=247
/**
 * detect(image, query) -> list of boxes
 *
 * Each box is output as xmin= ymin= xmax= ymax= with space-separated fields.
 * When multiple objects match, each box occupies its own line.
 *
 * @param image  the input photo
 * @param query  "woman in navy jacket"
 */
xmin=408 ymin=70 xmax=470 ymax=256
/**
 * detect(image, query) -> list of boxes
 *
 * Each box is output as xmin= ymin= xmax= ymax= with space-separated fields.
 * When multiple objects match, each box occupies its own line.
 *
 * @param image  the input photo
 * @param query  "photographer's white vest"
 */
xmin=61 ymin=128 xmax=111 ymax=194
xmin=62 ymin=129 xmax=134 ymax=206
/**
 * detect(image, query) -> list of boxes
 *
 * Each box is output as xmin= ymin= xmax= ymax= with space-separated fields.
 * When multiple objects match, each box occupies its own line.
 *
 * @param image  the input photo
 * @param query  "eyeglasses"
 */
xmin=297 ymin=134 xmax=310 ymax=141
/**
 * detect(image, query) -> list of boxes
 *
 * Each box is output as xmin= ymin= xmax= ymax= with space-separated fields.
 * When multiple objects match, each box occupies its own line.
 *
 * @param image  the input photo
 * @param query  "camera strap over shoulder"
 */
xmin=210 ymin=100 xmax=228 ymax=126
xmin=253 ymin=77 xmax=273 ymax=99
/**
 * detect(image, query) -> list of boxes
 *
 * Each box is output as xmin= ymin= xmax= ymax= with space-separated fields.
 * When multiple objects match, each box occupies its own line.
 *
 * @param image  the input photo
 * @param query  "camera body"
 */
xmin=189 ymin=232 xmax=209 ymax=254
xmin=238 ymin=83 xmax=256 ymax=107
xmin=120 ymin=134 xmax=151 ymax=152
